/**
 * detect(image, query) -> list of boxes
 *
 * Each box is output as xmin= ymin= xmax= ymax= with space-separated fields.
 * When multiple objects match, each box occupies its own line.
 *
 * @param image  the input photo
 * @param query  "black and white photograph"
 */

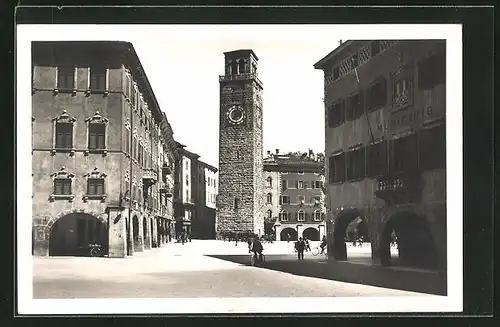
xmin=17 ymin=22 xmax=463 ymax=314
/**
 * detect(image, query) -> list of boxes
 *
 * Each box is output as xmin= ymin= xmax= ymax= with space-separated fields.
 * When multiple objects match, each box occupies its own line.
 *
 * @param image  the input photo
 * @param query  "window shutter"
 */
xmin=97 ymin=181 xmax=104 ymax=195
xmin=64 ymin=180 xmax=71 ymax=195
xmin=295 ymin=180 xmax=299 ymax=188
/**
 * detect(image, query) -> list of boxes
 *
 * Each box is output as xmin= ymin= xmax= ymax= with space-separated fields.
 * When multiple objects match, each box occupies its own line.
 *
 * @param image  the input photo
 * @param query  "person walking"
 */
xmin=295 ymin=237 xmax=306 ymax=260
xmin=320 ymin=235 xmax=327 ymax=254
xmin=304 ymin=237 xmax=311 ymax=252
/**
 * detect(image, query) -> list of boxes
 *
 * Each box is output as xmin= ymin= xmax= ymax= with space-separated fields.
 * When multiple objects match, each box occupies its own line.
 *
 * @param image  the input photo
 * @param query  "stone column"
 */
xmin=143 ymin=215 xmax=152 ymax=250
xmin=107 ymin=208 xmax=127 ymax=258
xmin=33 ymin=224 xmax=49 ymax=256
xmin=151 ymin=217 xmax=158 ymax=248
xmin=135 ymin=214 xmax=145 ymax=252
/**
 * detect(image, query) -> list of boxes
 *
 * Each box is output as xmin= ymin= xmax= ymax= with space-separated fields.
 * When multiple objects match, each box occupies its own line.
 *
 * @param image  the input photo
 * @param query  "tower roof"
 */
xmin=223 ymin=49 xmax=259 ymax=61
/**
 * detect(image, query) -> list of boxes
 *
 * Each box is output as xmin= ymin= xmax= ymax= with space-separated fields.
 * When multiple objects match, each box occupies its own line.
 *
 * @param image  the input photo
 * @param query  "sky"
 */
xmin=128 ymin=30 xmax=336 ymax=168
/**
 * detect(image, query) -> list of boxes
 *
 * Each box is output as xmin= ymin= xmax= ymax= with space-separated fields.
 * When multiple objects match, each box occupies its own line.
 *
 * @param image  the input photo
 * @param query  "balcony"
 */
xmin=143 ymin=169 xmax=158 ymax=184
xmin=162 ymin=164 xmax=172 ymax=176
xmin=219 ymin=73 xmax=263 ymax=88
xmin=159 ymin=182 xmax=173 ymax=198
xmin=374 ymin=171 xmax=422 ymax=205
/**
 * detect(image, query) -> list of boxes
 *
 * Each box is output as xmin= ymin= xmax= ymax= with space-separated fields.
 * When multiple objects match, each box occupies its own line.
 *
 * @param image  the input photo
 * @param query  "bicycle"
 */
xmin=311 ymin=246 xmax=328 ymax=257
xmin=89 ymin=243 xmax=104 ymax=257
xmin=250 ymin=252 xmax=266 ymax=266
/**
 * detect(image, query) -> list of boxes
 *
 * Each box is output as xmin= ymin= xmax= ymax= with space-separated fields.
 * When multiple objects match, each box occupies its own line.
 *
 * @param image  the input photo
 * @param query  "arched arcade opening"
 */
xmin=332 ymin=209 xmax=371 ymax=261
xmin=280 ymin=228 xmax=298 ymax=242
xmin=49 ymin=213 xmax=107 ymax=257
xmin=302 ymin=227 xmax=320 ymax=241
xmin=380 ymin=211 xmax=439 ymax=269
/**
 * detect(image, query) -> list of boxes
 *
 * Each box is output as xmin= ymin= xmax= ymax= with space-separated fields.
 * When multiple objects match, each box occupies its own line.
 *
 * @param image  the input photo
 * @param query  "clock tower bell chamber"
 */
xmin=217 ymin=49 xmax=265 ymax=237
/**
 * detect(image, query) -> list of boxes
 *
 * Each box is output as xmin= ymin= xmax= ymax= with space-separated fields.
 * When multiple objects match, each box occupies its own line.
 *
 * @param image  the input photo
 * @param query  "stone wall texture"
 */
xmin=217 ymin=60 xmax=264 ymax=236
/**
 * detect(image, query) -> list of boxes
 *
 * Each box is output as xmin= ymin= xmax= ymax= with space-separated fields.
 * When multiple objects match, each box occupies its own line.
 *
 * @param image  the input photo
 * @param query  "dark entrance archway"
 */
xmin=332 ymin=209 xmax=370 ymax=261
xmin=126 ymin=216 xmax=132 ymax=255
xmin=132 ymin=215 xmax=140 ymax=250
xmin=302 ymin=227 xmax=320 ymax=241
xmin=380 ymin=212 xmax=439 ymax=269
xmin=150 ymin=218 xmax=155 ymax=247
xmin=49 ymin=213 xmax=107 ymax=257
xmin=280 ymin=228 xmax=298 ymax=242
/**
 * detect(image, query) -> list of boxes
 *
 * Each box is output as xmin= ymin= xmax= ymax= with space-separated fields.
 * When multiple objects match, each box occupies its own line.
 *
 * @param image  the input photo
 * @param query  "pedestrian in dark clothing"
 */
xmin=181 ymin=231 xmax=185 ymax=245
xmin=320 ymin=235 xmax=327 ymax=254
xmin=295 ymin=237 xmax=306 ymax=260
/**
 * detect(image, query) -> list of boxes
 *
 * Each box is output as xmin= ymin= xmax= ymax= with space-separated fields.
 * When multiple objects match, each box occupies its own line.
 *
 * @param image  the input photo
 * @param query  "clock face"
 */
xmin=227 ymin=105 xmax=245 ymax=125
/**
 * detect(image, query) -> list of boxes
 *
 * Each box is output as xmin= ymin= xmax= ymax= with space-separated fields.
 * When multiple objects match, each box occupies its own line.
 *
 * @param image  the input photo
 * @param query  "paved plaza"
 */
xmin=33 ymin=240 xmax=433 ymax=299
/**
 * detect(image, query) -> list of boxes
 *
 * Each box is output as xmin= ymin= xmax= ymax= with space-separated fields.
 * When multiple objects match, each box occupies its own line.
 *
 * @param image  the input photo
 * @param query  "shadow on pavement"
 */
xmin=207 ymin=254 xmax=447 ymax=296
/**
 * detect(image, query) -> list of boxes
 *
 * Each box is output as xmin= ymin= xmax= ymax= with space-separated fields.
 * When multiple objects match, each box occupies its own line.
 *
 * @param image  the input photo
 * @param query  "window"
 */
xmin=327 ymin=100 xmax=345 ymax=128
xmin=351 ymin=53 xmax=359 ymax=68
xmin=266 ymin=177 xmax=272 ymax=188
xmin=419 ymin=124 xmax=446 ymax=170
xmin=367 ymin=141 xmax=388 ymax=177
xmin=333 ymin=66 xmax=340 ymax=80
xmin=234 ymin=197 xmax=240 ymax=209
xmin=138 ymin=144 xmax=143 ymax=165
xmin=390 ymin=134 xmax=418 ymax=173
xmin=266 ymin=193 xmax=272 ymax=204
xmin=367 ymin=77 xmax=387 ymax=111
xmin=53 ymin=178 xmax=72 ymax=195
xmin=315 ymin=181 xmax=323 ymax=189
xmin=90 ymin=66 xmax=107 ymax=90
xmin=279 ymin=195 xmax=290 ymax=205
xmin=279 ymin=211 xmax=289 ymax=222
xmin=346 ymin=92 xmax=365 ymax=121
xmin=297 ymin=210 xmax=305 ymax=222
xmin=186 ymin=190 xmax=190 ymax=202
xmin=57 ymin=66 xmax=74 ymax=89
xmin=281 ymin=180 xmax=288 ymax=191
xmin=298 ymin=181 xmax=304 ymax=189
xmin=346 ymin=148 xmax=366 ymax=181
xmin=89 ymin=123 xmax=106 ymax=150
xmin=267 ymin=210 xmax=273 ymax=219
xmin=418 ymin=52 xmax=446 ymax=90
xmin=55 ymin=123 xmax=73 ymax=149
xmin=328 ymin=153 xmax=345 ymax=183
xmin=371 ymin=41 xmax=380 ymax=56
xmin=298 ymin=195 xmax=305 ymax=203
xmin=124 ymin=127 xmax=130 ymax=154
xmin=238 ymin=60 xmax=245 ymax=74
xmin=314 ymin=210 xmax=322 ymax=221
xmin=185 ymin=175 xmax=189 ymax=186
xmin=87 ymin=178 xmax=105 ymax=195
xmin=298 ymin=170 xmax=304 ymax=175
xmin=131 ymin=86 xmax=136 ymax=107
xmin=313 ymin=196 xmax=321 ymax=205
xmin=392 ymin=75 xmax=412 ymax=110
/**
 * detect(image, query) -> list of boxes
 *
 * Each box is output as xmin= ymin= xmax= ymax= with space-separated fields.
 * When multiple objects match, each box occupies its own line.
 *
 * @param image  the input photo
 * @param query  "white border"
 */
xmin=17 ymin=24 xmax=462 ymax=314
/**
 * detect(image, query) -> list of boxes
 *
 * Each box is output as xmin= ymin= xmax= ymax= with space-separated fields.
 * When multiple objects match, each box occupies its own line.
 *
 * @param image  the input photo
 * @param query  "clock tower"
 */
xmin=217 ymin=49 xmax=265 ymax=237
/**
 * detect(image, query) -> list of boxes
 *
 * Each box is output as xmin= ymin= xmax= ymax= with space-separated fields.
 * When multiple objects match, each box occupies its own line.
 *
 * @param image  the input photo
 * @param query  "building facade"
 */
xmin=314 ymin=40 xmax=446 ymax=270
xmin=173 ymin=142 xmax=198 ymax=239
xmin=264 ymin=150 xmax=326 ymax=241
xmin=192 ymin=161 xmax=218 ymax=239
xmin=31 ymin=41 xmax=178 ymax=258
xmin=217 ymin=49 xmax=265 ymax=237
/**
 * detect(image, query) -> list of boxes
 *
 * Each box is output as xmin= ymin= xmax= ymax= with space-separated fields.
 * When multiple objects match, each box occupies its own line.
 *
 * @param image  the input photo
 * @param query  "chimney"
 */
xmin=267 ymin=150 xmax=271 ymax=157
xmin=275 ymin=149 xmax=279 ymax=155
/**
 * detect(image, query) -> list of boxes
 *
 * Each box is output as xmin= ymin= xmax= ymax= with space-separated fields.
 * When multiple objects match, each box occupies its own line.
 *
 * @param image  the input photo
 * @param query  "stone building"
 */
xmin=31 ymin=41 xmax=178 ymax=258
xmin=192 ymin=161 xmax=218 ymax=239
xmin=173 ymin=142 xmax=197 ymax=239
xmin=314 ymin=40 xmax=446 ymax=270
xmin=217 ymin=49 xmax=265 ymax=237
xmin=263 ymin=150 xmax=326 ymax=241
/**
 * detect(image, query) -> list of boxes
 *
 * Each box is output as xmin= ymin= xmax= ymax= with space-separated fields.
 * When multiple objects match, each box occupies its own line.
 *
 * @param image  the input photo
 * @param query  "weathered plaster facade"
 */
xmin=314 ymin=40 xmax=446 ymax=269
xmin=263 ymin=151 xmax=326 ymax=241
xmin=32 ymin=41 xmax=178 ymax=258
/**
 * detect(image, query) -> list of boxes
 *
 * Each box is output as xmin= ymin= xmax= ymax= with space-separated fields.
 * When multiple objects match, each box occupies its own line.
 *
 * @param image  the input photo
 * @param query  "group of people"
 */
xmin=177 ymin=230 xmax=191 ymax=245
xmin=294 ymin=235 xmax=327 ymax=260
